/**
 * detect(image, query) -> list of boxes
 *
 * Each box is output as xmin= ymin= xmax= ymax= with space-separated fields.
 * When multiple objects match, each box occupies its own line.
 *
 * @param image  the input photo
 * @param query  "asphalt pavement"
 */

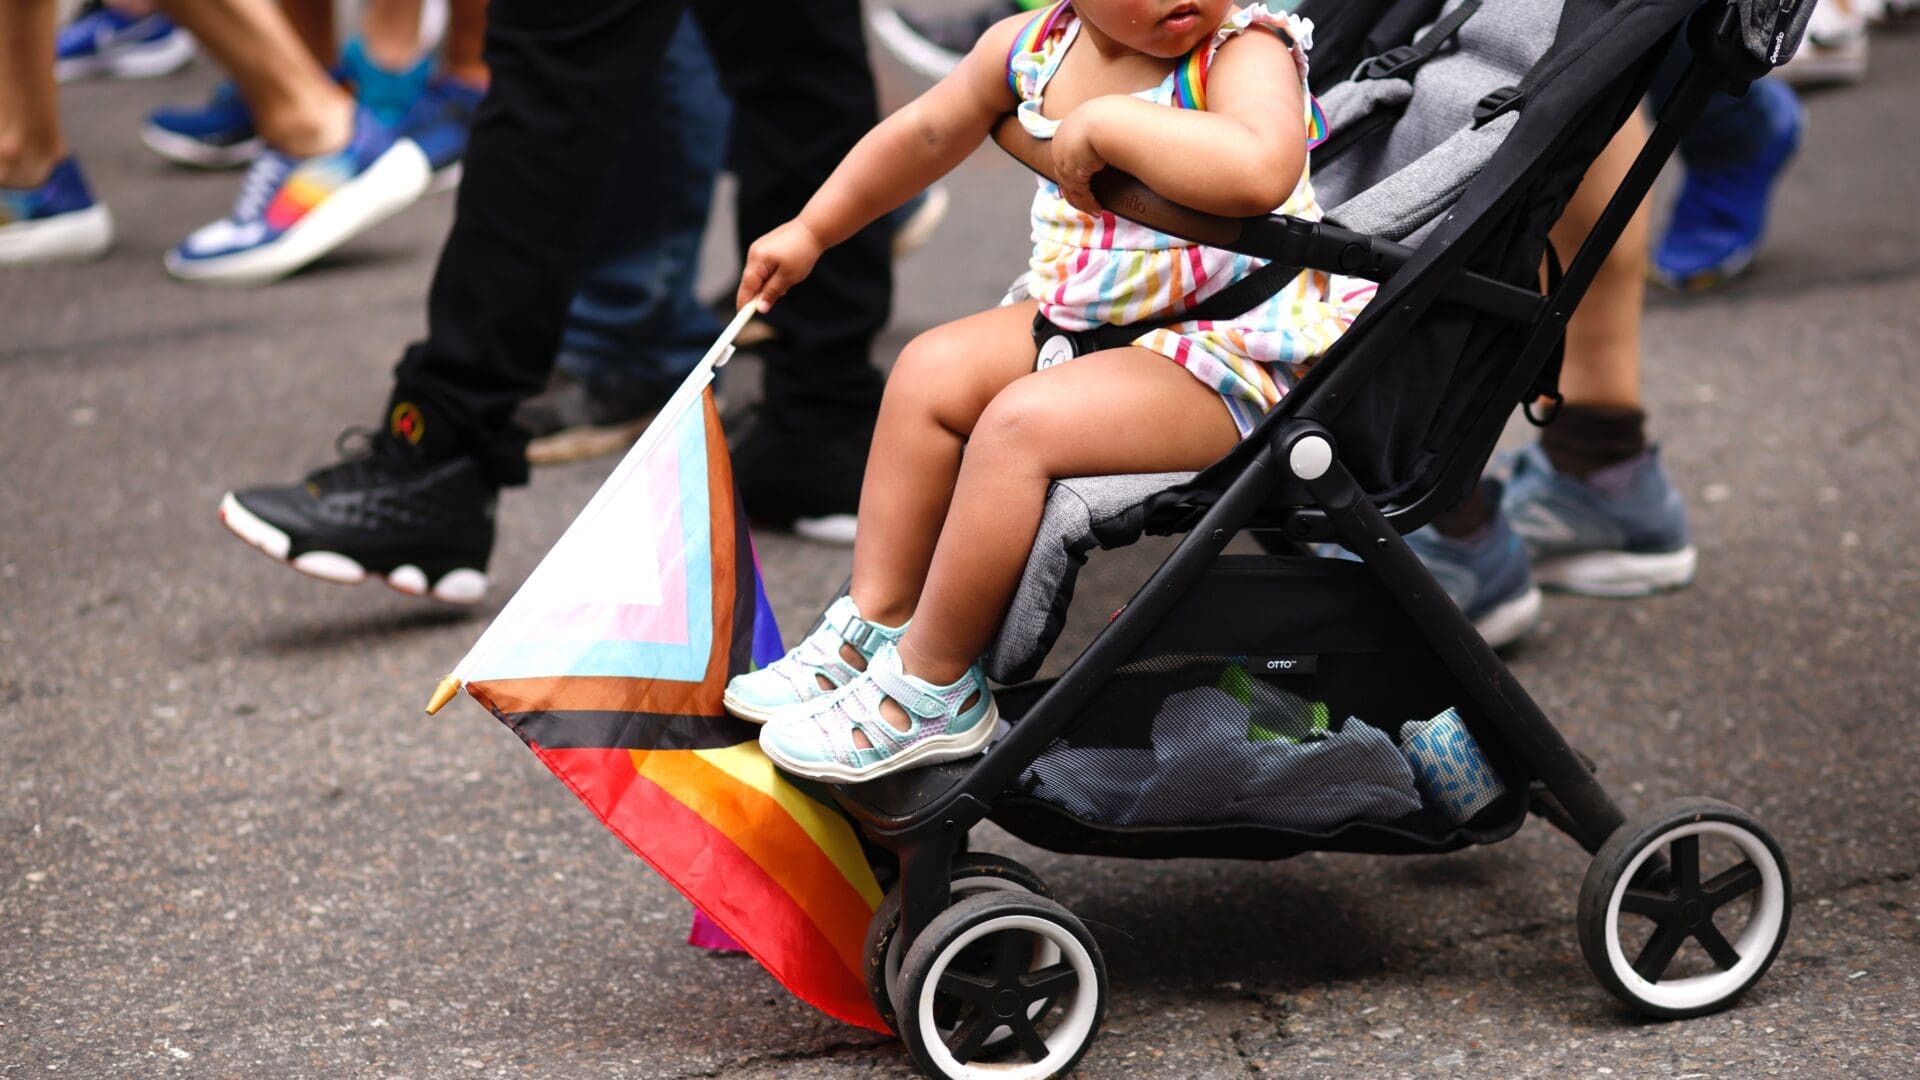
xmin=4 ymin=18 xmax=1919 ymax=1080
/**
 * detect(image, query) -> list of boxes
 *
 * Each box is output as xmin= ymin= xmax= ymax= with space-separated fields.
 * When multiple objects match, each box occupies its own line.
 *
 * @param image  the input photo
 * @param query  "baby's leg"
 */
xmin=896 ymin=346 xmax=1241 ymax=690
xmin=848 ymin=301 xmax=1042 ymax=627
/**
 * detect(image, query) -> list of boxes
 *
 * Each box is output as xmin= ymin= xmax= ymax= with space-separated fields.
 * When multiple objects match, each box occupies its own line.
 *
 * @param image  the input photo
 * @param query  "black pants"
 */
xmin=389 ymin=0 xmax=890 ymax=492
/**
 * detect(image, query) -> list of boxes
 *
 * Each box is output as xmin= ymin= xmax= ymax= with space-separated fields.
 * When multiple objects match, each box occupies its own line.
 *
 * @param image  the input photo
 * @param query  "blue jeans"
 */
xmin=1647 ymin=36 xmax=1800 ymax=171
xmin=556 ymin=13 xmax=729 ymax=402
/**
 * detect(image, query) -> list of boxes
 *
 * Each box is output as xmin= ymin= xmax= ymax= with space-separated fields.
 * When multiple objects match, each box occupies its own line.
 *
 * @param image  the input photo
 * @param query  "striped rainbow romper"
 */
xmin=1011 ymin=2 xmax=1378 ymax=435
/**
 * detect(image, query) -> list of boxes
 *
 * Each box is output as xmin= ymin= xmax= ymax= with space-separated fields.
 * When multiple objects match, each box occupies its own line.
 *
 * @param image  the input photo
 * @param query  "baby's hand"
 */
xmin=1052 ymin=98 xmax=1118 ymax=215
xmin=737 ymin=219 xmax=824 ymax=313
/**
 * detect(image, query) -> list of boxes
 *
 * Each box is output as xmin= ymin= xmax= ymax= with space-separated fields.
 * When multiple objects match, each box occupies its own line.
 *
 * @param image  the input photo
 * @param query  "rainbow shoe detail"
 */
xmin=0 ymin=158 xmax=114 ymax=266
xmin=166 ymin=107 xmax=429 ymax=286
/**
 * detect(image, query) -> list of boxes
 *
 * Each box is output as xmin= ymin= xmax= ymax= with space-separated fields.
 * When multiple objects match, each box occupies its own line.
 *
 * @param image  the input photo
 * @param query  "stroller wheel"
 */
xmin=865 ymin=853 xmax=1052 ymax=1033
xmin=896 ymin=891 xmax=1106 ymax=1079
xmin=1578 ymin=797 xmax=1791 ymax=1019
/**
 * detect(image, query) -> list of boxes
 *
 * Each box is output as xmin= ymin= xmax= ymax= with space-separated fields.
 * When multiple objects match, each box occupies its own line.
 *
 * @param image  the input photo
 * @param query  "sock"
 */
xmin=1540 ymin=405 xmax=1647 ymax=480
xmin=341 ymin=37 xmax=431 ymax=127
xmin=1432 ymin=479 xmax=1497 ymax=540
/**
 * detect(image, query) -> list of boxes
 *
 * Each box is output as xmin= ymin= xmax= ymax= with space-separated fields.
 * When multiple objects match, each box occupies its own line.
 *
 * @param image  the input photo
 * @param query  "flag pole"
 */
xmin=423 ymin=301 xmax=763 ymax=715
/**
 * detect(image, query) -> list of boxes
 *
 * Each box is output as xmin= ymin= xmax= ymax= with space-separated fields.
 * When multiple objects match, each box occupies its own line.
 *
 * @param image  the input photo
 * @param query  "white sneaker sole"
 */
xmin=1474 ymin=584 xmax=1543 ymax=650
xmin=56 ymin=30 xmax=196 ymax=82
xmin=1534 ymin=546 xmax=1697 ymax=598
xmin=793 ymin=514 xmax=857 ymax=546
xmin=218 ymin=492 xmax=488 ymax=604
xmin=760 ymin=698 xmax=1000 ymax=784
xmin=139 ymin=122 xmax=261 ymax=169
xmin=166 ymin=138 xmax=431 ymax=286
xmin=0 ymin=204 xmax=114 ymax=266
xmin=868 ymin=8 xmax=965 ymax=81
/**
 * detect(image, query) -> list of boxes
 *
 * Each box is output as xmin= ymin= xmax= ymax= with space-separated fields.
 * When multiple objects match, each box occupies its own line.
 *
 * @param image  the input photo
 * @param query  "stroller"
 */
xmin=822 ymin=0 xmax=1812 ymax=1075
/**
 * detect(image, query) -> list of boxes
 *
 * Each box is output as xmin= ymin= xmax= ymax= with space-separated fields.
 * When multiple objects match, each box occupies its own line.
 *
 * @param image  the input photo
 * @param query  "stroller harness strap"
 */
xmin=1353 ymin=0 xmax=1483 ymax=82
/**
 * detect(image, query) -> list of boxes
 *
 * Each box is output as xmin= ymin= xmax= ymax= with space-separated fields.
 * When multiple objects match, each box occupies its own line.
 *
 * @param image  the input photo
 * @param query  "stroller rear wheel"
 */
xmin=865 ymin=852 xmax=1052 ymax=1033
xmin=896 ymin=891 xmax=1106 ymax=1080
xmin=1578 ymin=797 xmax=1791 ymax=1019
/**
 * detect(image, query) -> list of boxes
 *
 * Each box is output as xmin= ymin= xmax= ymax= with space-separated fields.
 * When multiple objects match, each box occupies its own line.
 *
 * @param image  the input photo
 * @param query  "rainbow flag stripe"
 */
xmin=460 ymin=391 xmax=886 ymax=1032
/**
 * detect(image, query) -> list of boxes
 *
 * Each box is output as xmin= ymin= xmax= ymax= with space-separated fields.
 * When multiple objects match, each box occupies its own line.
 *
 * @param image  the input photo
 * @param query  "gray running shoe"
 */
xmin=1501 ymin=442 xmax=1697 ymax=597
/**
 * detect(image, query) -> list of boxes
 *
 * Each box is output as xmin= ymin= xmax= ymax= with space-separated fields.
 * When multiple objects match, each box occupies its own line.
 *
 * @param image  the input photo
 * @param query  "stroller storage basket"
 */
xmin=992 ymin=555 xmax=1531 ymax=860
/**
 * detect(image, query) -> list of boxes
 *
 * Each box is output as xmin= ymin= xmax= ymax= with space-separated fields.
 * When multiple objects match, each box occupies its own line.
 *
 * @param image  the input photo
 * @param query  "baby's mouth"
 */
xmin=1159 ymin=3 xmax=1200 ymax=31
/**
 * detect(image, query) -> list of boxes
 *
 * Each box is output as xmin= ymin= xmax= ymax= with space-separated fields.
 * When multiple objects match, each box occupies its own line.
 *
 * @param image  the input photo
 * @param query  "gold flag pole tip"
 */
xmin=425 ymin=675 xmax=461 ymax=715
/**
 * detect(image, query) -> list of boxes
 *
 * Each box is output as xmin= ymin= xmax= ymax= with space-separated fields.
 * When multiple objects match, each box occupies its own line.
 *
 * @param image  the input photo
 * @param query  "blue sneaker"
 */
xmin=1502 ymin=442 xmax=1696 ymax=597
xmin=1402 ymin=489 xmax=1544 ymax=649
xmin=1653 ymin=84 xmax=1802 ymax=291
xmin=1315 ymin=482 xmax=1542 ymax=649
xmin=166 ymin=108 xmax=430 ymax=286
xmin=55 ymin=2 xmax=195 ymax=82
xmin=0 ymin=158 xmax=114 ymax=266
xmin=399 ymin=76 xmax=486 ymax=193
xmin=141 ymin=81 xmax=261 ymax=169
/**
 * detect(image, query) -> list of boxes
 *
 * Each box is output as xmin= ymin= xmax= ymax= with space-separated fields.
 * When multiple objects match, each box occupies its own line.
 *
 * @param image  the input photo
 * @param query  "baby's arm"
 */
xmin=1052 ymin=28 xmax=1307 ymax=219
xmin=735 ymin=15 xmax=1027 ymax=312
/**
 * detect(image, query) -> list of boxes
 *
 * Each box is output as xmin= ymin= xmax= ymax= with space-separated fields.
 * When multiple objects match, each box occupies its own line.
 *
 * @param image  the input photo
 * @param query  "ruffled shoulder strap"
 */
xmin=1007 ymin=1 xmax=1076 ymax=100
xmin=1178 ymin=5 xmax=1328 ymax=149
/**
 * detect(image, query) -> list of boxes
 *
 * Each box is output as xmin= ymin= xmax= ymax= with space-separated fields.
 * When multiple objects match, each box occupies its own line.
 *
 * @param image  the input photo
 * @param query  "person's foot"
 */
xmin=219 ymin=428 xmax=496 ymax=603
xmin=166 ymin=107 xmax=430 ymax=286
xmin=0 ymin=159 xmax=115 ymax=266
xmin=1501 ymin=442 xmax=1696 ymax=597
xmin=398 ymin=75 xmax=486 ymax=193
xmin=731 ymin=414 xmax=868 ymax=546
xmin=884 ymin=183 xmax=949 ymax=258
xmin=1778 ymin=0 xmax=1870 ymax=85
xmin=1401 ymin=485 xmax=1544 ymax=649
xmin=55 ymin=2 xmax=195 ymax=82
xmin=868 ymin=2 xmax=1023 ymax=80
xmin=141 ymin=81 xmax=261 ymax=169
xmin=514 ymin=370 xmax=668 ymax=465
xmin=1652 ymin=87 xmax=1802 ymax=291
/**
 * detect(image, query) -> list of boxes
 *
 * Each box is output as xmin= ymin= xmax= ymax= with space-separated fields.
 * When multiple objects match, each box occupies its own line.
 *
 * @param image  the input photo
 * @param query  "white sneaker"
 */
xmin=1778 ymin=0 xmax=1869 ymax=85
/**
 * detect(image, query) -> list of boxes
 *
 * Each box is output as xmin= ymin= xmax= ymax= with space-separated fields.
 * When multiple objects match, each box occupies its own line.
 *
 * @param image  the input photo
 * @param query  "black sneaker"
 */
xmin=514 ymin=370 xmax=667 ymax=465
xmin=219 ymin=429 xmax=497 ymax=604
xmin=868 ymin=2 xmax=1024 ymax=80
xmin=731 ymin=413 xmax=868 ymax=547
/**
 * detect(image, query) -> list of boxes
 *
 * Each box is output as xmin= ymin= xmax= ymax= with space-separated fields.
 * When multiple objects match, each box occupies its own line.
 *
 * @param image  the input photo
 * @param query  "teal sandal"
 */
xmin=722 ymin=595 xmax=905 ymax=724
xmin=758 ymin=643 xmax=997 ymax=783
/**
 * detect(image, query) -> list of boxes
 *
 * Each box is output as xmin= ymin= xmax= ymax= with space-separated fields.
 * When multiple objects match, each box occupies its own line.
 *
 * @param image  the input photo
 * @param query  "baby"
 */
xmin=723 ymin=0 xmax=1374 ymax=782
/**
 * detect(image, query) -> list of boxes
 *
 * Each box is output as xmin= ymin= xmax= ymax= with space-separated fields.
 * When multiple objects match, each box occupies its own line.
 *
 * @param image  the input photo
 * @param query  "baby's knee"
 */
xmin=970 ymin=381 xmax=1059 ymax=458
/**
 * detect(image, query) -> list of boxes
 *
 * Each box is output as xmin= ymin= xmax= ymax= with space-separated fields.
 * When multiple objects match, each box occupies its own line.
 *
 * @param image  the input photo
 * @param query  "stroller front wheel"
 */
xmin=1577 ymin=797 xmax=1792 ymax=1019
xmin=865 ymin=852 xmax=1053 ymax=1033
xmin=896 ymin=891 xmax=1107 ymax=1079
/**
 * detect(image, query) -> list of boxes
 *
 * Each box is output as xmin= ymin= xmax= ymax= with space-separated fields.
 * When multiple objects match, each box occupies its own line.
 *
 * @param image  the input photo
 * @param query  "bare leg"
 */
xmin=363 ymin=0 xmax=425 ymax=70
xmin=442 ymin=0 xmax=488 ymax=86
xmin=160 ymin=0 xmax=354 ymax=157
xmin=848 ymin=302 xmax=1045 ymax=628
xmin=279 ymin=0 xmax=336 ymax=67
xmin=1554 ymin=111 xmax=1652 ymax=410
xmin=896 ymin=346 xmax=1240 ymax=701
xmin=0 ymin=0 xmax=64 ymax=187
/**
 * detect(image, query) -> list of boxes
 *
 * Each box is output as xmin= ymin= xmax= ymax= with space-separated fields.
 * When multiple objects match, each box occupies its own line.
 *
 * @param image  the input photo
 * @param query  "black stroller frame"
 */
xmin=822 ymin=2 xmax=1803 ymax=1074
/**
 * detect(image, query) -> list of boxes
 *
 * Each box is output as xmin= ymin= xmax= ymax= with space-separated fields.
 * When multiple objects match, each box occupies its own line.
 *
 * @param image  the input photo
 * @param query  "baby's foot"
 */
xmin=758 ymin=643 xmax=997 ymax=783
xmin=722 ymin=595 xmax=904 ymax=724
